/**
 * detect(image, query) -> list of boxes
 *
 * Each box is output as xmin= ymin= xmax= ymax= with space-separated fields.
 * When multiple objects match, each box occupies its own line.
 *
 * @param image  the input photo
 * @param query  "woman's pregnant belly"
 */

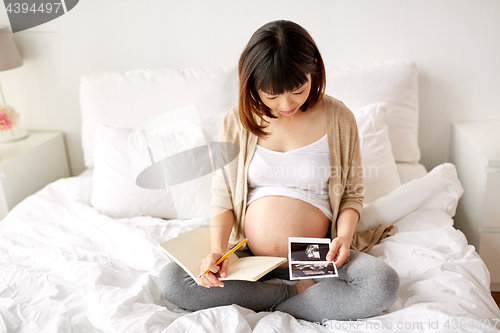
xmin=244 ymin=196 xmax=331 ymax=267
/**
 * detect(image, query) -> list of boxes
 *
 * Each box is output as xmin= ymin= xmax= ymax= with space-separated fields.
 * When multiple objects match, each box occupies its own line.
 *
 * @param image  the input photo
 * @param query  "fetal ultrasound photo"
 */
xmin=291 ymin=262 xmax=336 ymax=278
xmin=288 ymin=237 xmax=338 ymax=280
xmin=290 ymin=242 xmax=330 ymax=261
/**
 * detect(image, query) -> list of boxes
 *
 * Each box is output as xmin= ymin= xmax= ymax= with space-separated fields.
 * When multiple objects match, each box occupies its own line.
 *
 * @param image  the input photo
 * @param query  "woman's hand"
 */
xmin=196 ymin=252 xmax=229 ymax=288
xmin=326 ymin=236 xmax=351 ymax=268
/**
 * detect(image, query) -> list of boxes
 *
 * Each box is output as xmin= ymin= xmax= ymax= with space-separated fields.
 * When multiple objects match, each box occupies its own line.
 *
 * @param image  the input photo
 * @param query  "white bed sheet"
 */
xmin=1 ymin=163 xmax=499 ymax=332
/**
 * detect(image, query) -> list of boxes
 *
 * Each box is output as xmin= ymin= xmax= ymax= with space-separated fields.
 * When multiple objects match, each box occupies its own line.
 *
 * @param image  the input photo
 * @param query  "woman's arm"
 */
xmin=327 ymin=105 xmax=364 ymax=267
xmin=336 ymin=208 xmax=359 ymax=241
xmin=209 ymin=206 xmax=234 ymax=253
xmin=197 ymin=206 xmax=235 ymax=288
xmin=327 ymin=208 xmax=358 ymax=267
xmin=200 ymin=108 xmax=241 ymax=287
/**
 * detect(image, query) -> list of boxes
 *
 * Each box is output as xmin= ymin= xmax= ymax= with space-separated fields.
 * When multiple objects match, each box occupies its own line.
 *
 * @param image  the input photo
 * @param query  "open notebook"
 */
xmin=158 ymin=227 xmax=287 ymax=284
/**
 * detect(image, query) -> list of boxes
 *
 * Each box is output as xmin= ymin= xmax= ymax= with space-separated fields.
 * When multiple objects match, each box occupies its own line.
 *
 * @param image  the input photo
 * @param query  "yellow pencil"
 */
xmin=199 ymin=238 xmax=248 ymax=277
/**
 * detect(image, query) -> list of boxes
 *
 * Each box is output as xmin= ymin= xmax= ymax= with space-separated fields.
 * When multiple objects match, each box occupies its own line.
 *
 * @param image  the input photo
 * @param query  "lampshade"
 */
xmin=0 ymin=25 xmax=23 ymax=71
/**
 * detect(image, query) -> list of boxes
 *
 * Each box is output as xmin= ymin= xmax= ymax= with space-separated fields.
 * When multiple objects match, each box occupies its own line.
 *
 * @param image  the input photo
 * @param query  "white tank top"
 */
xmin=247 ymin=134 xmax=332 ymax=220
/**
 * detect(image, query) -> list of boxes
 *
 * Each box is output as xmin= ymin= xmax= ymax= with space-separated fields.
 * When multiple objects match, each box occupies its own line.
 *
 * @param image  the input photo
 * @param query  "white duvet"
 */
xmin=1 ymin=163 xmax=499 ymax=333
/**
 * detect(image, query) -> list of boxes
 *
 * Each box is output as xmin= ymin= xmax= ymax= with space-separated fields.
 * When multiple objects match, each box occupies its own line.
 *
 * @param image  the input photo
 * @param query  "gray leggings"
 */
xmin=159 ymin=249 xmax=399 ymax=322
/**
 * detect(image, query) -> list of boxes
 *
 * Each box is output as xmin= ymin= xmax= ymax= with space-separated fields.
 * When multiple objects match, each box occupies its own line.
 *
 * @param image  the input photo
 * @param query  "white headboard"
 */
xmin=79 ymin=58 xmax=419 ymax=168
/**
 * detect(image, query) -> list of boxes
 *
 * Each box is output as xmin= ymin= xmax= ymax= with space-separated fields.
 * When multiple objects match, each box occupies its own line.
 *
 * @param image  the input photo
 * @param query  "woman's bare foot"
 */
xmin=295 ymin=279 xmax=316 ymax=294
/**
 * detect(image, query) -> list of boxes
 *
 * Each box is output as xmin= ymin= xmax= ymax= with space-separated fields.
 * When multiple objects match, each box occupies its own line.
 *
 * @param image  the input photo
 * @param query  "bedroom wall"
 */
xmin=0 ymin=0 xmax=499 ymax=176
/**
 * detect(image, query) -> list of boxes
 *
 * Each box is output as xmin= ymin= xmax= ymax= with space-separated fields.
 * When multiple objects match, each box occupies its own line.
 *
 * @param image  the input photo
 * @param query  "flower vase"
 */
xmin=0 ymin=127 xmax=29 ymax=143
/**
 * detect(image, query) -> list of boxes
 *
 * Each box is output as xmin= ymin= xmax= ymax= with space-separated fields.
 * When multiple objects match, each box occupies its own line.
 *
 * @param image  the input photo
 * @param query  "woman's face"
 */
xmin=257 ymin=74 xmax=312 ymax=118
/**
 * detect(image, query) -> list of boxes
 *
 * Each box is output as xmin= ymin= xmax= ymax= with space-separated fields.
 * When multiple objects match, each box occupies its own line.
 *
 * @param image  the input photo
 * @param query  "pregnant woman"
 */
xmin=160 ymin=20 xmax=399 ymax=322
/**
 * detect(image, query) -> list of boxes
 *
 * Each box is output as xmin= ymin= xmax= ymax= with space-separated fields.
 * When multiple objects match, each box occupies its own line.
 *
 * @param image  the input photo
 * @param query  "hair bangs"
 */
xmin=252 ymin=56 xmax=309 ymax=95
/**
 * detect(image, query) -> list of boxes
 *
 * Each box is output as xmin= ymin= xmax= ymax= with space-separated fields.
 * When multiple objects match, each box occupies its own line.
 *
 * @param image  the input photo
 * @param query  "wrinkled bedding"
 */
xmin=1 ymin=163 xmax=499 ymax=332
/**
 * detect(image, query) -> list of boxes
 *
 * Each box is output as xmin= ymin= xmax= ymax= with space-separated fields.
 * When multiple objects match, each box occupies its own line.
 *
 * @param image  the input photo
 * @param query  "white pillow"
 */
xmin=355 ymin=163 xmax=463 ymax=232
xmin=91 ymin=123 xmax=178 ymax=219
xmin=326 ymin=59 xmax=420 ymax=163
xmin=353 ymin=102 xmax=401 ymax=205
xmin=91 ymin=110 xmax=225 ymax=220
xmin=201 ymin=112 xmax=225 ymax=143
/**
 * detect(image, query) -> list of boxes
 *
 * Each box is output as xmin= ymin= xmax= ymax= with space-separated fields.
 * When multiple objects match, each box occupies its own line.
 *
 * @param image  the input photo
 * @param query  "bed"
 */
xmin=1 ymin=59 xmax=499 ymax=333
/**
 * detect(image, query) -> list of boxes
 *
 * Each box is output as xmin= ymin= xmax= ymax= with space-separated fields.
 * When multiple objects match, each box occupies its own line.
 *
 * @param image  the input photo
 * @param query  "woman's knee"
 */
xmin=158 ymin=261 xmax=194 ymax=304
xmin=381 ymin=262 xmax=399 ymax=294
xmin=347 ymin=251 xmax=400 ymax=311
xmin=367 ymin=259 xmax=400 ymax=310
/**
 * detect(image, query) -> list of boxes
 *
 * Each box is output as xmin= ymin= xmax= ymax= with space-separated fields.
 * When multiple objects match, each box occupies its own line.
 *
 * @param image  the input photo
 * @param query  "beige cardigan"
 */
xmin=210 ymin=94 xmax=394 ymax=252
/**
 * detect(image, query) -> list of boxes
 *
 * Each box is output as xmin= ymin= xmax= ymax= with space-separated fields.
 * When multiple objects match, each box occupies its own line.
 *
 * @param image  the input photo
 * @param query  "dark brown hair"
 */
xmin=238 ymin=20 xmax=326 ymax=138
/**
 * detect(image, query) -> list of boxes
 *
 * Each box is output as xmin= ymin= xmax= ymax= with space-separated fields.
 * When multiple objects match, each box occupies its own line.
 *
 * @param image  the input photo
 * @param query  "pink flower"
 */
xmin=0 ymin=111 xmax=12 ymax=131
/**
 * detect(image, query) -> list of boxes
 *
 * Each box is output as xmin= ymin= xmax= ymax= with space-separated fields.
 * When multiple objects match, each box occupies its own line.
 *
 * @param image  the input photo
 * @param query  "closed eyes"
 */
xmin=264 ymin=90 xmax=305 ymax=100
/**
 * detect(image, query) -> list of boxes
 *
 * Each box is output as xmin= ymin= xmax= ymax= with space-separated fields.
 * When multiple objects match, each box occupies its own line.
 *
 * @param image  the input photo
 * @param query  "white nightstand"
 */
xmin=450 ymin=120 xmax=500 ymax=291
xmin=0 ymin=130 xmax=70 ymax=220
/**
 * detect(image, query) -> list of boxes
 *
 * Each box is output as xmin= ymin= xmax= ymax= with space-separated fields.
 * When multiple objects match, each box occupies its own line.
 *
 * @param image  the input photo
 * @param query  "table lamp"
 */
xmin=0 ymin=25 xmax=27 ymax=142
